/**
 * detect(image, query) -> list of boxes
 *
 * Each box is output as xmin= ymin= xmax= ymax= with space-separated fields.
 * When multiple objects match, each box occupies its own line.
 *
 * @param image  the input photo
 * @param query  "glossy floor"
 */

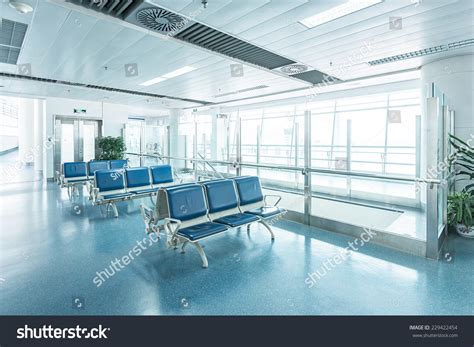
xmin=0 ymin=181 xmax=473 ymax=315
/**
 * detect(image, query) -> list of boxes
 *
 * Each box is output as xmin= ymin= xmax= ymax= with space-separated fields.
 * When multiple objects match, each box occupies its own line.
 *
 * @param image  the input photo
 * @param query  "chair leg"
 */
xmin=192 ymin=241 xmax=208 ymax=268
xmin=181 ymin=241 xmax=188 ymax=254
xmin=110 ymin=203 xmax=119 ymax=218
xmin=259 ymin=220 xmax=275 ymax=240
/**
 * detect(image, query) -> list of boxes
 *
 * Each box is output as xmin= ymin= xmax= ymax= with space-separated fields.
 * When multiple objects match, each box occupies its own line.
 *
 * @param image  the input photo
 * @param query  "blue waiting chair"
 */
xmin=110 ymin=159 xmax=128 ymax=170
xmin=58 ymin=162 xmax=89 ymax=197
xmin=150 ymin=165 xmax=175 ymax=189
xmin=160 ymin=184 xmax=229 ymax=268
xmin=91 ymin=169 xmax=132 ymax=217
xmin=233 ymin=176 xmax=286 ymax=236
xmin=202 ymin=179 xmax=261 ymax=231
xmin=88 ymin=160 xmax=110 ymax=176
xmin=125 ymin=167 xmax=157 ymax=196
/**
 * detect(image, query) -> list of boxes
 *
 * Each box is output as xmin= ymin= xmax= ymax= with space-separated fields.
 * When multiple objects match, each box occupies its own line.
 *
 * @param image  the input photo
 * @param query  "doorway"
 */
xmin=54 ymin=116 xmax=102 ymax=176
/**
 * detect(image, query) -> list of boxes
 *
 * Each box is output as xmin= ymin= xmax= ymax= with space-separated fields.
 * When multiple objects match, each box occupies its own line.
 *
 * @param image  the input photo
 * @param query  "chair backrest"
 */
xmin=202 ymin=179 xmax=238 ymax=214
xmin=233 ymin=176 xmax=264 ymax=206
xmin=150 ymin=165 xmax=173 ymax=185
xmin=125 ymin=167 xmax=150 ymax=188
xmin=88 ymin=160 xmax=110 ymax=175
xmin=165 ymin=184 xmax=207 ymax=221
xmin=110 ymin=159 xmax=128 ymax=170
xmin=95 ymin=169 xmax=126 ymax=192
xmin=63 ymin=162 xmax=87 ymax=178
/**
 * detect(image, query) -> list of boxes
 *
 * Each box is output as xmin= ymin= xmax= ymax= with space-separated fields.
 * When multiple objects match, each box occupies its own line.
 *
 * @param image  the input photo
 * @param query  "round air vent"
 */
xmin=136 ymin=7 xmax=186 ymax=32
xmin=279 ymin=64 xmax=309 ymax=74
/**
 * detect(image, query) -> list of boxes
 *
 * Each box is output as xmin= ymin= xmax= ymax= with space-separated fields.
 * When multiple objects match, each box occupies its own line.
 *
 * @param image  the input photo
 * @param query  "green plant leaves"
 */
xmin=97 ymin=136 xmax=126 ymax=160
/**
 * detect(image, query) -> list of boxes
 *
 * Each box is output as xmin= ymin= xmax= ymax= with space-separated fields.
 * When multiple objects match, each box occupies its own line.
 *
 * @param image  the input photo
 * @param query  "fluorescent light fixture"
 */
xmin=139 ymin=77 xmax=166 ymax=87
xmin=139 ymin=66 xmax=196 ymax=87
xmin=162 ymin=66 xmax=196 ymax=79
xmin=299 ymin=0 xmax=382 ymax=28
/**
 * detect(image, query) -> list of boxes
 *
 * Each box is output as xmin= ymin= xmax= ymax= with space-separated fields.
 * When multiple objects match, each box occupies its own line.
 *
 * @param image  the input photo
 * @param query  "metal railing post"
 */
xmin=294 ymin=122 xmax=299 ymax=184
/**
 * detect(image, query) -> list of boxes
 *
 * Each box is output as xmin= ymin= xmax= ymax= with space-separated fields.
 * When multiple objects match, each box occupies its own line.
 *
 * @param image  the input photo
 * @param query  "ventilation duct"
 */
xmin=367 ymin=39 xmax=474 ymax=66
xmin=64 ymin=1 xmax=339 ymax=86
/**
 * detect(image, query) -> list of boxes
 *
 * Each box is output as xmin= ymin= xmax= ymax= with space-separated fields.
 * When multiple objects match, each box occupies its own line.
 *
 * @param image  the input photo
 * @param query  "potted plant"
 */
xmin=447 ymin=192 xmax=474 ymax=237
xmin=448 ymin=134 xmax=474 ymax=238
xmin=97 ymin=136 xmax=126 ymax=160
xmin=449 ymin=134 xmax=474 ymax=196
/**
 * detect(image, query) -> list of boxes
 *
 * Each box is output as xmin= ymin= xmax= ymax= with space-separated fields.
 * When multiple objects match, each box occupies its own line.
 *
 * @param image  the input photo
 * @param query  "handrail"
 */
xmin=125 ymin=152 xmax=441 ymax=185
xmin=197 ymin=153 xmax=225 ymax=179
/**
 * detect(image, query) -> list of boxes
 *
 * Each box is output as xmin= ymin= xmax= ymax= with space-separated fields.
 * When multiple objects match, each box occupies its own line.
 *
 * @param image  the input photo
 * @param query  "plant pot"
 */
xmin=455 ymin=224 xmax=474 ymax=238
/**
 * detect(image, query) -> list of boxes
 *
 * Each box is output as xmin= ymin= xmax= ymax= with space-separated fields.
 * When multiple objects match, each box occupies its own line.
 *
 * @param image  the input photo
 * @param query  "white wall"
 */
xmin=44 ymin=97 xmax=169 ymax=179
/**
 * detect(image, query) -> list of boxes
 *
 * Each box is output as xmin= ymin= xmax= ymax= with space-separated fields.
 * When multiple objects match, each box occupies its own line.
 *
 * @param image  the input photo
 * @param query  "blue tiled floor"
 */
xmin=0 ymin=181 xmax=473 ymax=315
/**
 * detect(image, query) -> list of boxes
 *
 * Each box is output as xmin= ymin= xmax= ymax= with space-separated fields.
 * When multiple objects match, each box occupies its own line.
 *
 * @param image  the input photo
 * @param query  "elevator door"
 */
xmin=54 ymin=117 xmax=102 ymax=176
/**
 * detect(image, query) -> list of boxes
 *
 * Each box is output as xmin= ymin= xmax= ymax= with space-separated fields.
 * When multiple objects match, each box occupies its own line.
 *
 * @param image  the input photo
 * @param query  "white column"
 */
xmin=421 ymin=54 xmax=474 ymax=192
xmin=18 ymin=98 xmax=35 ymax=166
xmin=421 ymin=54 xmax=474 ymax=142
xmin=33 ymin=99 xmax=44 ymax=173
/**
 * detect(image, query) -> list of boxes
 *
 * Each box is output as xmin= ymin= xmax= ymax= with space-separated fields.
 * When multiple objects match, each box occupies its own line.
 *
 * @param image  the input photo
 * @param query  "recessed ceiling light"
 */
xmin=299 ymin=0 xmax=382 ymax=28
xmin=161 ymin=66 xmax=196 ymax=79
xmin=139 ymin=66 xmax=196 ymax=87
xmin=9 ymin=0 xmax=33 ymax=14
xmin=140 ymin=77 xmax=166 ymax=87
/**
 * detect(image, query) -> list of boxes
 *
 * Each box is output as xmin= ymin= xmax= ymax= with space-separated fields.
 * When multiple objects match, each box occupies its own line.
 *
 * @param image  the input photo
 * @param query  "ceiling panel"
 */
xmin=1 ymin=0 xmax=472 ymax=107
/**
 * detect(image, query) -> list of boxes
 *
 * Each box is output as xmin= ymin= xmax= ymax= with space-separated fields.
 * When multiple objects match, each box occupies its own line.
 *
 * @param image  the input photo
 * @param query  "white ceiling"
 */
xmin=0 ymin=0 xmax=473 ymax=109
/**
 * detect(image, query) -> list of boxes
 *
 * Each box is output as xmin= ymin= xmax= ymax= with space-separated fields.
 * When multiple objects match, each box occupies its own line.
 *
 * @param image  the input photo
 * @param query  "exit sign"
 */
xmin=74 ymin=108 xmax=86 ymax=114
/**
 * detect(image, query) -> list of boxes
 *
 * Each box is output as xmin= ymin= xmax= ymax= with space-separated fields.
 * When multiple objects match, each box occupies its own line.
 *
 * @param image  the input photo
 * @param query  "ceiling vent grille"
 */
xmin=66 ymin=0 xmax=143 ymax=19
xmin=214 ymin=85 xmax=268 ymax=98
xmin=0 ymin=19 xmax=28 ymax=65
xmin=367 ymin=39 xmax=474 ymax=65
xmin=174 ymin=23 xmax=295 ymax=70
xmin=135 ymin=7 xmax=187 ymax=32
xmin=274 ymin=64 xmax=310 ymax=75
xmin=0 ymin=72 xmax=212 ymax=105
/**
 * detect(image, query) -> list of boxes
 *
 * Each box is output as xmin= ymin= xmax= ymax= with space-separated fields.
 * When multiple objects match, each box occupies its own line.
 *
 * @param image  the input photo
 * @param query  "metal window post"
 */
xmin=304 ymin=110 xmax=312 ymax=225
xmin=294 ymin=122 xmax=299 ymax=184
xmin=236 ymin=111 xmax=242 ymax=176
xmin=426 ymin=97 xmax=441 ymax=259
xmin=194 ymin=120 xmax=198 ymax=182
xmin=346 ymin=119 xmax=352 ymax=197
xmin=415 ymin=115 xmax=421 ymax=205
xmin=256 ymin=125 xmax=261 ymax=177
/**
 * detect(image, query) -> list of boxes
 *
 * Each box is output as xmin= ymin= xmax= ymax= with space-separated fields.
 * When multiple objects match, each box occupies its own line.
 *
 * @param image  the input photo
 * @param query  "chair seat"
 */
xmin=64 ymin=177 xmax=88 ymax=183
xmin=101 ymin=192 xmax=133 ymax=200
xmin=214 ymin=213 xmax=259 ymax=227
xmin=245 ymin=206 xmax=285 ymax=218
xmin=177 ymin=222 xmax=228 ymax=241
xmin=132 ymin=188 xmax=159 ymax=195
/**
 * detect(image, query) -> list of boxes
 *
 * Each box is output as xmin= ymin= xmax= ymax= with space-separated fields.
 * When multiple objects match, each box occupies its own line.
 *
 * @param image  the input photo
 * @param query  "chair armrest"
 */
xmin=164 ymin=217 xmax=182 ymax=233
xmin=140 ymin=203 xmax=157 ymax=234
xmin=264 ymin=194 xmax=282 ymax=206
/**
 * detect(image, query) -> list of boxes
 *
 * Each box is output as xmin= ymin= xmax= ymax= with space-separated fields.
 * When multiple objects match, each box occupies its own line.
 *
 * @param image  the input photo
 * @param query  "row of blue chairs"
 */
xmin=91 ymin=165 xmax=177 ymax=217
xmin=58 ymin=159 xmax=129 ymax=196
xmin=140 ymin=176 xmax=286 ymax=268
